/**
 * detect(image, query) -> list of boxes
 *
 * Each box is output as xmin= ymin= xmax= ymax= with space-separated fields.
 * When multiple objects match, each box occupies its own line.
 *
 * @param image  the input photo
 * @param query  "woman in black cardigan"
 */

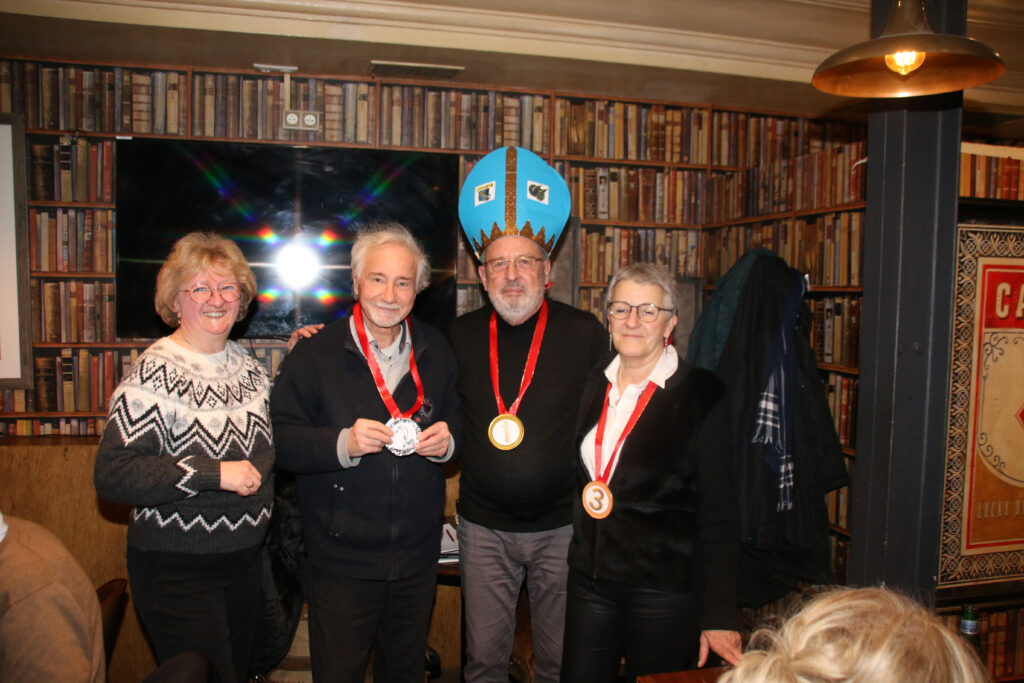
xmin=561 ymin=263 xmax=742 ymax=682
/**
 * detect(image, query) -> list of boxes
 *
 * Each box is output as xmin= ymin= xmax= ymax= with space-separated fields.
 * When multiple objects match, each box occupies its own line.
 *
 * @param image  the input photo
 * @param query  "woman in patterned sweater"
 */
xmin=95 ymin=233 xmax=273 ymax=683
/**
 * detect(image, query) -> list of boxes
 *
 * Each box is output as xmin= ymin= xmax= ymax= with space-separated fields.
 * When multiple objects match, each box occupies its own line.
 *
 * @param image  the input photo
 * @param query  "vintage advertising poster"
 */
xmin=940 ymin=225 xmax=1024 ymax=587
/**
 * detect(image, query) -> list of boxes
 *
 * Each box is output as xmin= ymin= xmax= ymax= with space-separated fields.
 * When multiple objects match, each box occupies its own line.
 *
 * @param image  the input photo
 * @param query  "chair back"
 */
xmin=96 ymin=578 xmax=129 ymax=667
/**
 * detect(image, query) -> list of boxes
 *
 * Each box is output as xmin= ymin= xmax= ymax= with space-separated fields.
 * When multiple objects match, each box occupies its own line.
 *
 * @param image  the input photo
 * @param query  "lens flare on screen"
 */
xmin=259 ymin=227 xmax=281 ymax=245
xmin=275 ymin=242 xmax=321 ymax=290
xmin=258 ymin=287 xmax=283 ymax=303
xmin=313 ymin=288 xmax=338 ymax=305
xmin=179 ymin=144 xmax=256 ymax=222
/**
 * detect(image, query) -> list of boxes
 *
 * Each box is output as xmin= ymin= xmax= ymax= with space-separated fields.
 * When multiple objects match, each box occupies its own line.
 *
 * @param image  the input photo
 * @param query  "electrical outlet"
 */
xmin=282 ymin=110 xmax=321 ymax=131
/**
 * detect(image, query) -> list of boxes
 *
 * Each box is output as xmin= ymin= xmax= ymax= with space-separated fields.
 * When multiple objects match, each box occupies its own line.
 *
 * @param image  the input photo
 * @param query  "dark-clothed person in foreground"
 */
xmin=0 ymin=511 xmax=106 ymax=683
xmin=94 ymin=232 xmax=273 ymax=683
xmin=270 ymin=223 xmax=460 ymax=683
xmin=451 ymin=146 xmax=608 ymax=682
xmin=561 ymin=263 xmax=742 ymax=683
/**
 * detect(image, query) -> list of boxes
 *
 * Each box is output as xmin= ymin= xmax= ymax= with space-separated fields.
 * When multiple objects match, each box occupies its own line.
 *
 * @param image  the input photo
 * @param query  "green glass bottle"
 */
xmin=958 ymin=603 xmax=984 ymax=665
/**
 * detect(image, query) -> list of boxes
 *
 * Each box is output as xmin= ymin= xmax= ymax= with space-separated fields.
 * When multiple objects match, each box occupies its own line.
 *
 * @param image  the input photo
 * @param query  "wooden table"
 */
xmin=637 ymin=666 xmax=728 ymax=682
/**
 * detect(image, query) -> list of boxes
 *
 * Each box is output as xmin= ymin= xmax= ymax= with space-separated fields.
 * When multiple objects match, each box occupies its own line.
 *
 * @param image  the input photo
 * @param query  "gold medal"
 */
xmin=582 ymin=480 xmax=613 ymax=519
xmin=488 ymin=413 xmax=525 ymax=450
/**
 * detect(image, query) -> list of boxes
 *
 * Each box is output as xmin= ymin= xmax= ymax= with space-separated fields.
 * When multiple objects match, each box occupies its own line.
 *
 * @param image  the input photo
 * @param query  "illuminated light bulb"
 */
xmin=275 ymin=242 xmax=320 ymax=290
xmin=885 ymin=50 xmax=925 ymax=76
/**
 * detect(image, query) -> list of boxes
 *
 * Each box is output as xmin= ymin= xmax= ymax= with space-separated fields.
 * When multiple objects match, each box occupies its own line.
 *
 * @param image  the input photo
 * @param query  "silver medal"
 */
xmin=386 ymin=417 xmax=421 ymax=457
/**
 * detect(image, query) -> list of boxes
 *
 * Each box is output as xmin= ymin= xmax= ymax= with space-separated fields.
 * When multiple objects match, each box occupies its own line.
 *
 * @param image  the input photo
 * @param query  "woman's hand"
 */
xmin=348 ymin=418 xmax=393 ymax=457
xmin=287 ymin=323 xmax=324 ymax=352
xmin=414 ymin=421 xmax=451 ymax=458
xmin=698 ymin=629 xmax=742 ymax=667
xmin=220 ymin=460 xmax=263 ymax=496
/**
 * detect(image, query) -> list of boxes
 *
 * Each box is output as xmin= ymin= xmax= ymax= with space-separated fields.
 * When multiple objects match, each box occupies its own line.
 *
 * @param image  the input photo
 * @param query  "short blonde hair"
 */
xmin=718 ymin=587 xmax=988 ymax=683
xmin=350 ymin=222 xmax=431 ymax=293
xmin=154 ymin=232 xmax=257 ymax=326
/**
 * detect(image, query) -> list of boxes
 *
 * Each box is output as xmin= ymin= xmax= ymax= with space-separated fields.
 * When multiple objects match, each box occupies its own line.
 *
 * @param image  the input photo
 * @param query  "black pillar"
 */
xmin=848 ymin=0 xmax=964 ymax=603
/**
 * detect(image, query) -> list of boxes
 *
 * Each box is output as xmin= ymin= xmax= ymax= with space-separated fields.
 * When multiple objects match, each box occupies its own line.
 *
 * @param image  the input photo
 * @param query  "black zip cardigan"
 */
xmin=270 ymin=315 xmax=461 ymax=581
xmin=567 ymin=357 xmax=740 ymax=631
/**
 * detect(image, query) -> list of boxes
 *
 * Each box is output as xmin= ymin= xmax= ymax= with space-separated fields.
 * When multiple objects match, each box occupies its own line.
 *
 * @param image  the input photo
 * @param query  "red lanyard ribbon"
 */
xmin=594 ymin=380 xmax=658 ymax=484
xmin=353 ymin=302 xmax=424 ymax=419
xmin=489 ymin=299 xmax=548 ymax=416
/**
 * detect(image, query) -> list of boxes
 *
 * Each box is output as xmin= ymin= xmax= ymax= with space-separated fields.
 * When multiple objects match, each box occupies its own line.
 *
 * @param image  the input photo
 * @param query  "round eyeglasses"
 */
xmin=606 ymin=301 xmax=674 ymax=322
xmin=484 ymin=255 xmax=544 ymax=274
xmin=181 ymin=283 xmax=242 ymax=304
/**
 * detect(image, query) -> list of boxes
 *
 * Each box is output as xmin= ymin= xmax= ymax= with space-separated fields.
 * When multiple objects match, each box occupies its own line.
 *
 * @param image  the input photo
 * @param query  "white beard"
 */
xmin=490 ymin=283 xmax=545 ymax=326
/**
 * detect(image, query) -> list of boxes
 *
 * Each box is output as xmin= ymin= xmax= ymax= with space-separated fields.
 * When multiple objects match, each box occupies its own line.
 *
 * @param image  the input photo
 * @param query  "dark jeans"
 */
xmin=128 ymin=544 xmax=262 ymax=683
xmin=306 ymin=562 xmax=437 ymax=683
xmin=561 ymin=569 xmax=699 ymax=683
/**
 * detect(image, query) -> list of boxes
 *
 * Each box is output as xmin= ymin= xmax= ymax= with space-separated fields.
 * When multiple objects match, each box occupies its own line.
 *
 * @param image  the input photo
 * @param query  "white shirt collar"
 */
xmin=0 ymin=511 xmax=7 ymax=545
xmin=604 ymin=345 xmax=679 ymax=395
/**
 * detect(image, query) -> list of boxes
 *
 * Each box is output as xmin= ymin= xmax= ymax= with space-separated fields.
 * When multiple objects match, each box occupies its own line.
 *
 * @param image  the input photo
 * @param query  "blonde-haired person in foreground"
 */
xmin=717 ymin=586 xmax=989 ymax=683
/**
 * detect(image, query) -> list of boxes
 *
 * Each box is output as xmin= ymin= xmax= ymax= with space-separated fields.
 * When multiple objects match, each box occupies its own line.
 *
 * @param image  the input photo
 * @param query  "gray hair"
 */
xmin=351 ymin=222 xmax=431 ymax=293
xmin=606 ymin=262 xmax=676 ymax=311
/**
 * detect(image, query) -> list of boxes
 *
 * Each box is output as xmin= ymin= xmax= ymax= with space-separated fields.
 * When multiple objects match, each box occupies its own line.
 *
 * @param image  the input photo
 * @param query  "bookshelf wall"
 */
xmin=5 ymin=56 xmax=1015 ymax=593
xmin=695 ymin=112 xmax=867 ymax=580
xmin=0 ymin=56 xmax=871 ymax=582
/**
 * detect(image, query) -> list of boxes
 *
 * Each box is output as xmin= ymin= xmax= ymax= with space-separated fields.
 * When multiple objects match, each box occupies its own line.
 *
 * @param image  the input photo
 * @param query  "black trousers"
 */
xmin=128 ymin=544 xmax=262 ymax=683
xmin=306 ymin=562 xmax=437 ymax=683
xmin=561 ymin=569 xmax=699 ymax=683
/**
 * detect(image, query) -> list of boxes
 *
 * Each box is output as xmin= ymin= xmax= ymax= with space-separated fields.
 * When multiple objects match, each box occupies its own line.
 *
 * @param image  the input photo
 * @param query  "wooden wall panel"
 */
xmin=0 ymin=437 xmax=155 ymax=682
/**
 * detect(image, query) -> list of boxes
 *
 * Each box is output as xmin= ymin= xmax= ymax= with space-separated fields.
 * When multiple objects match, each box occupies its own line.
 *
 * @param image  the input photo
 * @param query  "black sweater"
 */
xmin=270 ymin=316 xmax=461 ymax=580
xmin=569 ymin=360 xmax=739 ymax=631
xmin=450 ymin=299 xmax=608 ymax=532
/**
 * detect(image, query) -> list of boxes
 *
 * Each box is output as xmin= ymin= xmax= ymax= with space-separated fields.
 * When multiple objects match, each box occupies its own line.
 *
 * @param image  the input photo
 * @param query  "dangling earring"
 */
xmin=663 ymin=335 xmax=670 ymax=348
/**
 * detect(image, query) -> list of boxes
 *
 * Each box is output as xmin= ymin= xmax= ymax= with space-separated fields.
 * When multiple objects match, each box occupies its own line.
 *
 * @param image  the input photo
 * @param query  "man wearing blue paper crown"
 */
xmin=450 ymin=147 xmax=608 ymax=682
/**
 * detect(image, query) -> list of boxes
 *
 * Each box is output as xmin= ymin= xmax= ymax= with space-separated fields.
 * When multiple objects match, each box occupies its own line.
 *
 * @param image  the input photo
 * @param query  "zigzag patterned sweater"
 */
xmin=94 ymin=337 xmax=274 ymax=554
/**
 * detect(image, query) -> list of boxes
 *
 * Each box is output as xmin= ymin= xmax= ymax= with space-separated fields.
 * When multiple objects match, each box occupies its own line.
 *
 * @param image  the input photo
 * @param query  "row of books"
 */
xmin=825 ymin=456 xmax=853 ymax=530
xmin=380 ymin=86 xmax=548 ymax=153
xmin=577 ymin=287 xmax=608 ymax=324
xmin=701 ymin=211 xmax=864 ymax=287
xmin=190 ymin=72 xmax=376 ymax=144
xmin=959 ymin=145 xmax=1024 ymax=201
xmin=29 ymin=208 xmax=114 ymax=273
xmin=1 ymin=344 xmax=290 ymax=419
xmin=553 ymin=98 xmax=710 ymax=165
xmin=579 ymin=226 xmax=700 ymax=286
xmin=939 ymin=607 xmax=1024 ymax=680
xmin=35 ymin=280 xmax=116 ymax=344
xmin=705 ymin=142 xmax=867 ymax=223
xmin=33 ymin=348 xmax=137 ymax=413
xmin=1 ymin=61 xmax=188 ymax=135
xmin=28 ymin=138 xmax=114 ymax=203
xmin=809 ymin=296 xmax=861 ymax=369
xmin=456 ymin=284 xmax=486 ymax=315
xmin=709 ymin=111 xmax=866 ymax=169
xmin=561 ymin=164 xmax=706 ymax=226
xmin=822 ymin=371 xmax=858 ymax=450
xmin=0 ymin=416 xmax=105 ymax=437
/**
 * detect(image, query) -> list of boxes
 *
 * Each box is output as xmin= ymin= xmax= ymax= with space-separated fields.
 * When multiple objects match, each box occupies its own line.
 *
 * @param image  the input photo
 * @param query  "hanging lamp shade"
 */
xmin=812 ymin=0 xmax=1005 ymax=98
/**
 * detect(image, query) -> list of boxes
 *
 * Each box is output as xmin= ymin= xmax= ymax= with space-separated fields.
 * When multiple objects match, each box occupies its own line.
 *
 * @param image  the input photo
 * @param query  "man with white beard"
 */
xmin=450 ymin=147 xmax=608 ymax=683
xmin=271 ymin=223 xmax=461 ymax=683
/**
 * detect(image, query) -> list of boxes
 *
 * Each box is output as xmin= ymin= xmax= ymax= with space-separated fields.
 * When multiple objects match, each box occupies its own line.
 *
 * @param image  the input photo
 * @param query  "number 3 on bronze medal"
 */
xmin=583 ymin=481 xmax=613 ymax=519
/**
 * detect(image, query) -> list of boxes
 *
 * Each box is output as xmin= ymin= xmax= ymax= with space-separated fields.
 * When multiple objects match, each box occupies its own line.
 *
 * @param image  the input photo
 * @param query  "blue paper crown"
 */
xmin=458 ymin=146 xmax=571 ymax=260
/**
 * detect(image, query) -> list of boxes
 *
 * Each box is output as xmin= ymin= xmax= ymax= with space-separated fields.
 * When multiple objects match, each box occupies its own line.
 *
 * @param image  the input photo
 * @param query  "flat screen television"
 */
xmin=115 ymin=139 xmax=461 ymax=339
